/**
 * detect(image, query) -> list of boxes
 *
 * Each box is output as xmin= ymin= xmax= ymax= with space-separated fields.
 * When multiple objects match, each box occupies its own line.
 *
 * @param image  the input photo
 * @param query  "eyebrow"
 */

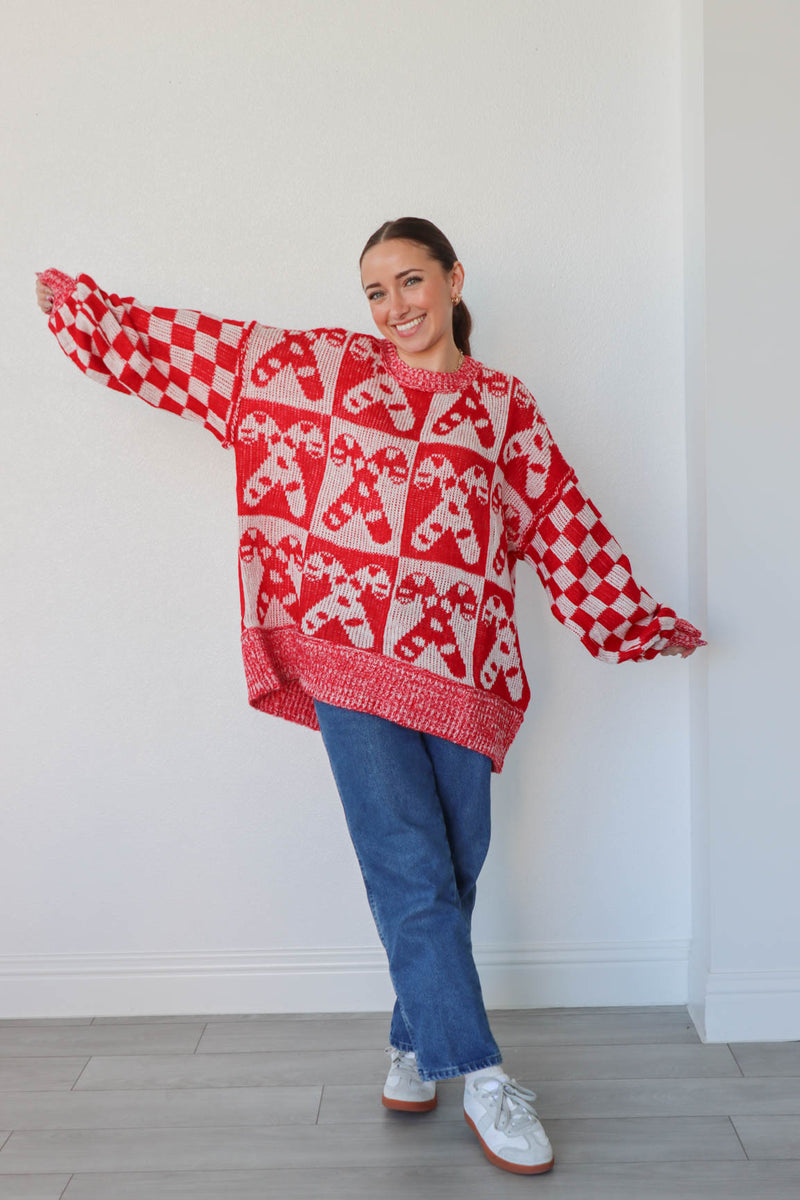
xmin=363 ymin=268 xmax=425 ymax=292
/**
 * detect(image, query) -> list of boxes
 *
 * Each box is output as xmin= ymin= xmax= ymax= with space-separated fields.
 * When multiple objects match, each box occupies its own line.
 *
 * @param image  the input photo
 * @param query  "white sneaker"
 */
xmin=382 ymin=1046 xmax=437 ymax=1112
xmin=463 ymin=1069 xmax=554 ymax=1174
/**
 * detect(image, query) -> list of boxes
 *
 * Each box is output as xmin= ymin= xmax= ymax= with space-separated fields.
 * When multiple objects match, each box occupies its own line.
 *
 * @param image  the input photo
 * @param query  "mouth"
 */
xmin=392 ymin=314 xmax=426 ymax=337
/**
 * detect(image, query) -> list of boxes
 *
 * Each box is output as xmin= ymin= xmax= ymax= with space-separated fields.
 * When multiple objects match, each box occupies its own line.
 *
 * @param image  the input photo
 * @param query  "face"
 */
xmin=360 ymin=239 xmax=464 ymax=363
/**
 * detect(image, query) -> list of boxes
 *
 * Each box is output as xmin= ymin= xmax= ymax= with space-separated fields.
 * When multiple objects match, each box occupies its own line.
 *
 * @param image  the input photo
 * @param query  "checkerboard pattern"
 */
xmin=39 ymin=270 xmax=248 ymax=447
xmin=522 ymin=476 xmax=677 ymax=662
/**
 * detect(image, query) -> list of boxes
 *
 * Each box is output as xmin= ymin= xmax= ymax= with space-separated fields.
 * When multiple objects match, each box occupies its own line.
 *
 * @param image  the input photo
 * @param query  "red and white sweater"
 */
xmin=38 ymin=268 xmax=705 ymax=772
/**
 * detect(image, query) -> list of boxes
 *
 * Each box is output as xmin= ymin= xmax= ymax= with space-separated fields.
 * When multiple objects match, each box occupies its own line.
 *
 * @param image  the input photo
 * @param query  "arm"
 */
xmin=35 ymin=269 xmax=252 ymax=448
xmin=503 ymin=379 xmax=706 ymax=662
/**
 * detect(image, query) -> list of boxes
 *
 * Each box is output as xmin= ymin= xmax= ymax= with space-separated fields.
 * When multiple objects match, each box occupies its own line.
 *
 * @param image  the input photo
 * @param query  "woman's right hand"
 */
xmin=35 ymin=276 xmax=54 ymax=315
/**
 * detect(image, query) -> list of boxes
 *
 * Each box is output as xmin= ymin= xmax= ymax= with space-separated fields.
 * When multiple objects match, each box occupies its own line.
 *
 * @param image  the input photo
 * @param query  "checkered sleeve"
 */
xmin=502 ymin=379 xmax=706 ymax=662
xmin=37 ymin=269 xmax=250 ymax=448
xmin=520 ymin=475 xmax=706 ymax=661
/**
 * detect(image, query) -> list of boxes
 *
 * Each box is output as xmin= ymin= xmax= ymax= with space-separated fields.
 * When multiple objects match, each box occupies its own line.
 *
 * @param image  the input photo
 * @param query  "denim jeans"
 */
xmin=313 ymin=698 xmax=503 ymax=1082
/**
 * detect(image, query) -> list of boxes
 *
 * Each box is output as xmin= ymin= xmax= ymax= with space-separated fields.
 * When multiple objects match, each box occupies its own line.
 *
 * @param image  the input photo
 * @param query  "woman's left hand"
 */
xmin=660 ymin=644 xmax=697 ymax=659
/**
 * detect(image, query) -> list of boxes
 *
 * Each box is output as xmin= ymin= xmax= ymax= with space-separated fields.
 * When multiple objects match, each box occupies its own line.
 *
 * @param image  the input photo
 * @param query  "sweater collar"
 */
xmin=380 ymin=339 xmax=480 ymax=393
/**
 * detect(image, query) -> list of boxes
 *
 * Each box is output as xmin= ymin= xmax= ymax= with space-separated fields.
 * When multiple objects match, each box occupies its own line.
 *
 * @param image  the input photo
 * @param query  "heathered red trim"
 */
xmin=241 ymin=625 xmax=523 ymax=774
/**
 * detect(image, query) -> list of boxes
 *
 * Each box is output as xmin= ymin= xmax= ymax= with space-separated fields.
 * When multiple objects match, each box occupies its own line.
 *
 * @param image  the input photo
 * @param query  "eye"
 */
xmin=367 ymin=276 xmax=422 ymax=302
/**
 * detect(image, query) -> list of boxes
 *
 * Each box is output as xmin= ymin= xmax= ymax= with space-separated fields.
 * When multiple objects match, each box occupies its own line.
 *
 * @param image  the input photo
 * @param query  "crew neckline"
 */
xmin=380 ymin=339 xmax=480 ymax=392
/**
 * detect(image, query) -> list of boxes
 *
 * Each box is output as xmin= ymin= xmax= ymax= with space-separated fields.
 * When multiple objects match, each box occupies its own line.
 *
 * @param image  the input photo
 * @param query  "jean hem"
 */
xmin=389 ymin=1040 xmax=415 ymax=1053
xmin=415 ymin=1051 xmax=503 ymax=1083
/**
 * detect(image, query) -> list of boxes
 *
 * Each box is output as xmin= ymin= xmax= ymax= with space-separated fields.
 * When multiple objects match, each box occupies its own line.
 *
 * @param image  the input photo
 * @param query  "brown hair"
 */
xmin=359 ymin=217 xmax=473 ymax=357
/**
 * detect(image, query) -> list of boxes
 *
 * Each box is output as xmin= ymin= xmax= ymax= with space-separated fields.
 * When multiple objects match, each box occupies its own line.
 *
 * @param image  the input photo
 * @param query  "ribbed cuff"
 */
xmin=36 ymin=268 xmax=78 ymax=315
xmin=667 ymin=617 xmax=707 ymax=650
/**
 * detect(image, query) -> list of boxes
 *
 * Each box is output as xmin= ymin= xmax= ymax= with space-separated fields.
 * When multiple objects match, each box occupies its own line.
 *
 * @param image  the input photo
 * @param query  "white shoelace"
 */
xmin=476 ymin=1075 xmax=543 ymax=1135
xmin=385 ymin=1045 xmax=418 ymax=1077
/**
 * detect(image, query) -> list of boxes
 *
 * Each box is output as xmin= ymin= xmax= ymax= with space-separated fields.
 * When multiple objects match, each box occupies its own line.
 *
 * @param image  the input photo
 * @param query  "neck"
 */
xmin=393 ymin=338 xmax=463 ymax=374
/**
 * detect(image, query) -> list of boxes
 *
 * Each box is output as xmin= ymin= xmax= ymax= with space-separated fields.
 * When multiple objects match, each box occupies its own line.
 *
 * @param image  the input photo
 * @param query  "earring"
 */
xmin=452 ymin=294 xmax=462 ymax=305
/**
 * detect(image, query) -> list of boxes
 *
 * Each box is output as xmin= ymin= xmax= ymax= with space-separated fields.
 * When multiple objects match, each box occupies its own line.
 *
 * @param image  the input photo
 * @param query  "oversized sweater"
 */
xmin=37 ymin=268 xmax=705 ymax=773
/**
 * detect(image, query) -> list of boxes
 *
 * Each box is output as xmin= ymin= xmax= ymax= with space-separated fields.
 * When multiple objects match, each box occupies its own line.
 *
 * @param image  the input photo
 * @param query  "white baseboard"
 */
xmin=691 ymin=970 xmax=800 ymax=1042
xmin=0 ymin=939 xmax=690 ymax=1020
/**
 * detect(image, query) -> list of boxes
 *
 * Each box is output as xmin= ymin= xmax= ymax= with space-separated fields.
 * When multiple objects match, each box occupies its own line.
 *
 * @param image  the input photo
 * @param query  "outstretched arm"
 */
xmin=521 ymin=475 xmax=705 ymax=661
xmin=503 ymin=379 xmax=706 ymax=662
xmin=35 ymin=270 xmax=252 ymax=448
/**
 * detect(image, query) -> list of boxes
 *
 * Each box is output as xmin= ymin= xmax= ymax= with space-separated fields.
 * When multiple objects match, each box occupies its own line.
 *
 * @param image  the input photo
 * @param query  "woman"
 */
xmin=35 ymin=217 xmax=705 ymax=1176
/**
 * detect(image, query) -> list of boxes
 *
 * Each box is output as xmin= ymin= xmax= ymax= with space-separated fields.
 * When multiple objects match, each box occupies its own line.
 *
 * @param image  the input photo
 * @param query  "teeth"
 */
xmin=396 ymin=316 xmax=424 ymax=332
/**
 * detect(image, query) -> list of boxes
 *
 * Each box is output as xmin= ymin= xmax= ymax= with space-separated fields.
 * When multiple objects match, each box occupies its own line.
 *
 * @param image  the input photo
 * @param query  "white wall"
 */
xmin=687 ymin=0 xmax=800 ymax=1040
xmin=1 ymin=0 xmax=695 ymax=1017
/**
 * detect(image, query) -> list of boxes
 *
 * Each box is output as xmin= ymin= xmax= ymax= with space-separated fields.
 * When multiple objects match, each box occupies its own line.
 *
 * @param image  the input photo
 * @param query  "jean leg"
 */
xmin=422 ymin=727 xmax=493 ymax=934
xmin=388 ymin=728 xmax=493 ymax=1050
xmin=313 ymin=699 xmax=502 ymax=1082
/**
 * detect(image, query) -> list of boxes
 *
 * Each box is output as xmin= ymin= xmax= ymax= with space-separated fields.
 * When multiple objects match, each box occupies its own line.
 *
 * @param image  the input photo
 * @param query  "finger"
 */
xmin=35 ymin=282 xmax=54 ymax=309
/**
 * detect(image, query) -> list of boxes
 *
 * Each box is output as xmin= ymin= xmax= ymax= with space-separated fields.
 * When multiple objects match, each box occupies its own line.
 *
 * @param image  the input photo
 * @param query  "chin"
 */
xmin=388 ymin=331 xmax=438 ymax=353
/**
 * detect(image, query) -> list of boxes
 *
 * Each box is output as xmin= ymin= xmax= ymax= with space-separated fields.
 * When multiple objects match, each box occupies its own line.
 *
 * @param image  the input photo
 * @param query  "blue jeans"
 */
xmin=313 ymin=698 xmax=503 ymax=1082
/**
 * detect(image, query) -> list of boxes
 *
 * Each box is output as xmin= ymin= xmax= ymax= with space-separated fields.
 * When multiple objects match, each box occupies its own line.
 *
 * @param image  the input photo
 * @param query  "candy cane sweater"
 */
xmin=37 ymin=268 xmax=705 ymax=773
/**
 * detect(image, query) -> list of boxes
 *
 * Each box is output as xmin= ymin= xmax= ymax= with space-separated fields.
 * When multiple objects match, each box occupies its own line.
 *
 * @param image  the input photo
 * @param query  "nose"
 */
xmin=387 ymin=287 xmax=410 ymax=321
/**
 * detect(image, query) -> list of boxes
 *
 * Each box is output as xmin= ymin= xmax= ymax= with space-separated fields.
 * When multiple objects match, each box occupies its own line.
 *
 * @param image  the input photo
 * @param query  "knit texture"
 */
xmin=38 ymin=269 xmax=705 ymax=772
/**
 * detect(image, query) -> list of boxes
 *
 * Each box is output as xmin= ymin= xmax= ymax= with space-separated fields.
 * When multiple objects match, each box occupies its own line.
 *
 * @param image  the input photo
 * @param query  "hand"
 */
xmin=660 ymin=644 xmax=697 ymax=659
xmin=35 ymin=277 xmax=54 ymax=314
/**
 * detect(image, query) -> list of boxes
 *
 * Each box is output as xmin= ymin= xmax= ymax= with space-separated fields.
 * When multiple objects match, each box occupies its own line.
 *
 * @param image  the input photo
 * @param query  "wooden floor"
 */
xmin=1 ymin=1005 xmax=799 ymax=1198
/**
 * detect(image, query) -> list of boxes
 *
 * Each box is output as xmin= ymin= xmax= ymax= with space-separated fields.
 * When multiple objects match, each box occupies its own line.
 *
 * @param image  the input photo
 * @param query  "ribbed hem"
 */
xmin=240 ymin=625 xmax=525 ymax=774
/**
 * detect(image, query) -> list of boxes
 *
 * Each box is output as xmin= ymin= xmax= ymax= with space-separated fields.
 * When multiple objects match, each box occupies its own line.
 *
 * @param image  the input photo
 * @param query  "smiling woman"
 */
xmin=360 ymin=216 xmax=470 ymax=374
xmin=34 ymin=214 xmax=704 ymax=1177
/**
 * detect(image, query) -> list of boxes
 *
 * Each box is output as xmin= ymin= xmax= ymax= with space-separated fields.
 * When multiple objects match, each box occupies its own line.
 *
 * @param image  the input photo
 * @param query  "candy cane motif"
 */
xmin=432 ymin=377 xmax=495 ymax=448
xmin=239 ymin=411 xmax=326 ymax=516
xmin=479 ymin=594 xmax=523 ymax=700
xmin=239 ymin=529 xmax=304 ymax=625
xmin=322 ymin=434 xmax=408 ymax=544
xmin=502 ymin=395 xmax=552 ymax=501
xmin=301 ymin=552 xmax=392 ymax=648
xmin=393 ymin=573 xmax=477 ymax=678
xmin=490 ymin=481 xmax=521 ymax=576
xmin=251 ymin=330 xmax=329 ymax=402
xmin=411 ymin=454 xmax=489 ymax=564
xmin=339 ymin=338 xmax=418 ymax=431
xmin=502 ymin=427 xmax=552 ymax=501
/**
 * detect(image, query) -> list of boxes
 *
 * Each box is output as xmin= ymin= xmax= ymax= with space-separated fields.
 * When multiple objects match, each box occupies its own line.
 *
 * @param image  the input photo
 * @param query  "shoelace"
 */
xmin=477 ymin=1075 xmax=543 ymax=1135
xmin=384 ymin=1045 xmax=417 ymax=1076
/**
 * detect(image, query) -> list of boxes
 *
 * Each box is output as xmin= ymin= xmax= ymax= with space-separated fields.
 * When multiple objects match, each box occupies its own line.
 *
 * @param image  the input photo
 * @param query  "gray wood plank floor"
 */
xmin=0 ymin=1006 xmax=798 ymax=1198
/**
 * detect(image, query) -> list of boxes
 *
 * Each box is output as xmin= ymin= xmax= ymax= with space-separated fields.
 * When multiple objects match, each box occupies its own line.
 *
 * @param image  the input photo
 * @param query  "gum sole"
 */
xmin=382 ymin=1093 xmax=438 ymax=1112
xmin=464 ymin=1111 xmax=555 ymax=1174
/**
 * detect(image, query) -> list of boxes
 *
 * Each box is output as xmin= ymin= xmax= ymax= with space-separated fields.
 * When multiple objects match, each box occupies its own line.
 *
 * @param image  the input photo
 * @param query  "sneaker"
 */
xmin=463 ymin=1069 xmax=554 ymax=1174
xmin=382 ymin=1046 xmax=437 ymax=1112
